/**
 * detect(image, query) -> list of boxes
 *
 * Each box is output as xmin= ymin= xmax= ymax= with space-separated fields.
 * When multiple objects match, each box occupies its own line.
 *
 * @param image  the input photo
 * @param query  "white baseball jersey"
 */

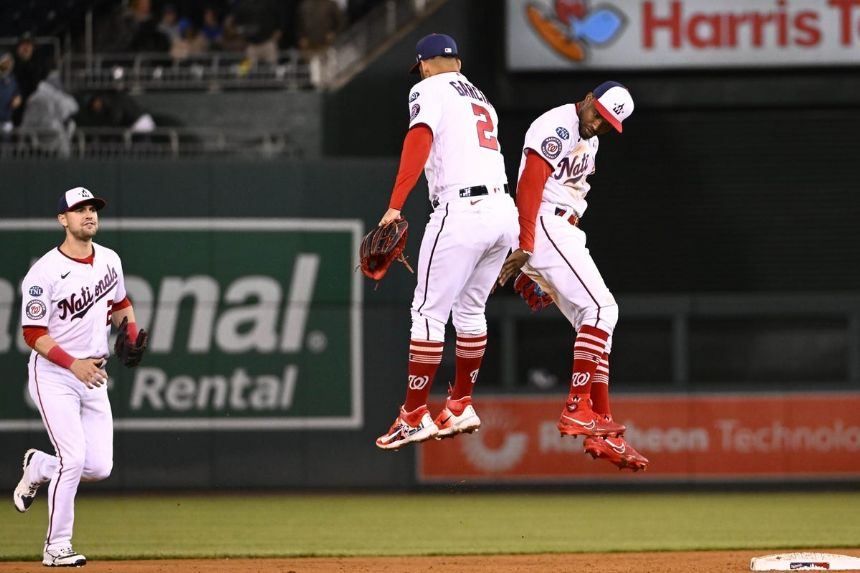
xmin=408 ymin=71 xmax=508 ymax=203
xmin=21 ymin=242 xmax=127 ymax=360
xmin=517 ymin=104 xmax=599 ymax=218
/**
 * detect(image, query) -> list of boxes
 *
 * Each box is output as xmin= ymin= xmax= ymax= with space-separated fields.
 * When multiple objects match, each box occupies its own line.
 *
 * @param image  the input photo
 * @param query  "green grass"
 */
xmin=2 ymin=492 xmax=859 ymax=560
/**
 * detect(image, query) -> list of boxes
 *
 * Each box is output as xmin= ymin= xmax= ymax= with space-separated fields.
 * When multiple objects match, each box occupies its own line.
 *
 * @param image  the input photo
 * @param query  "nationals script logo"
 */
xmin=526 ymin=0 xmax=626 ymax=62
xmin=57 ymin=265 xmax=119 ymax=320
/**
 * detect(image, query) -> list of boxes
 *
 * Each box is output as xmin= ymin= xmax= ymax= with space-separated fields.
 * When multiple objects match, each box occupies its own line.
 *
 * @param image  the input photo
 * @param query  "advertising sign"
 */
xmin=508 ymin=0 xmax=860 ymax=70
xmin=419 ymin=393 xmax=860 ymax=481
xmin=0 ymin=219 xmax=363 ymax=431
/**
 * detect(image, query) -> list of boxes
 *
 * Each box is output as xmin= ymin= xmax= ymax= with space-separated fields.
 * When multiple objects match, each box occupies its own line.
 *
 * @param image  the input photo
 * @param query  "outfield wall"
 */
xmin=0 ymin=159 xmax=858 ymax=489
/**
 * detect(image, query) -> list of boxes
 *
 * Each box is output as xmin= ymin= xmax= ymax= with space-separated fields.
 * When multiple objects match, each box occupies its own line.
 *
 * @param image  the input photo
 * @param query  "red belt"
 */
xmin=554 ymin=207 xmax=579 ymax=226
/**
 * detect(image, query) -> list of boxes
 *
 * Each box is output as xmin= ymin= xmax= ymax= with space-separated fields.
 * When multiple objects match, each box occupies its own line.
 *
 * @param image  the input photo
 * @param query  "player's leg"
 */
xmin=14 ymin=358 xmax=60 ymax=514
xmin=28 ymin=358 xmax=88 ymax=563
xmin=376 ymin=204 xmax=484 ymax=449
xmin=80 ymin=384 xmax=113 ymax=482
xmin=438 ymin=253 xmax=501 ymax=437
xmin=436 ymin=199 xmax=518 ymax=437
xmin=583 ymin=348 xmax=650 ymax=471
xmin=527 ymin=216 xmax=622 ymax=437
xmin=590 ymin=349 xmax=612 ymax=419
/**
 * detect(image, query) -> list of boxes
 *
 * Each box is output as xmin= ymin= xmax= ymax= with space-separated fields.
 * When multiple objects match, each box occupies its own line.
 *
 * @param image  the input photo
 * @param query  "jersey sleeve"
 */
xmin=522 ymin=109 xmax=574 ymax=170
xmin=112 ymin=254 xmax=128 ymax=303
xmin=20 ymin=266 xmax=52 ymax=328
xmin=407 ymin=83 xmax=443 ymax=133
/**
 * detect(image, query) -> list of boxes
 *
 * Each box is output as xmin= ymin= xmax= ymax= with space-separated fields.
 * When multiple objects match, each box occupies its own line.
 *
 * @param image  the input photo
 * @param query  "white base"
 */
xmin=751 ymin=552 xmax=860 ymax=571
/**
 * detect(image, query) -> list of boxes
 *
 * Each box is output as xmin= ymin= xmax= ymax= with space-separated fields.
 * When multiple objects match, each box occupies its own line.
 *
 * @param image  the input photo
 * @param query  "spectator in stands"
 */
xmin=20 ymin=71 xmax=79 ymax=158
xmin=128 ymin=0 xmax=171 ymax=52
xmin=296 ymin=0 xmax=345 ymax=59
xmin=232 ymin=0 xmax=284 ymax=66
xmin=0 ymin=51 xmax=22 ymax=138
xmin=157 ymin=4 xmax=182 ymax=44
xmin=75 ymin=91 xmax=156 ymax=135
xmin=201 ymin=7 xmax=224 ymax=49
xmin=220 ymin=14 xmax=247 ymax=53
xmin=12 ymin=33 xmax=48 ymax=126
xmin=170 ymin=18 xmax=209 ymax=60
xmin=97 ymin=0 xmax=170 ymax=53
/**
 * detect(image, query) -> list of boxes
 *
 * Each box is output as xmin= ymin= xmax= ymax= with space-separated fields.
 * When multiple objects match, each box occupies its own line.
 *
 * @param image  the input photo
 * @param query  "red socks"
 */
xmin=450 ymin=332 xmax=487 ymax=402
xmin=566 ymin=325 xmax=609 ymax=402
xmin=590 ymin=352 xmax=611 ymax=416
xmin=403 ymin=339 xmax=443 ymax=412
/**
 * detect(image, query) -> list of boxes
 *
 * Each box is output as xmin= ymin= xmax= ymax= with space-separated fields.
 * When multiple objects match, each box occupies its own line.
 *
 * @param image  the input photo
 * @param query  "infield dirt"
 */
xmin=2 ymin=550 xmax=860 ymax=572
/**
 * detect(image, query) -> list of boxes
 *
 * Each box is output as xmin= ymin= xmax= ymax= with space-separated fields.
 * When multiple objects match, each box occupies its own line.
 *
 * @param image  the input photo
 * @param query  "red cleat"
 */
xmin=434 ymin=396 xmax=481 ymax=439
xmin=583 ymin=435 xmax=649 ymax=471
xmin=557 ymin=395 xmax=622 ymax=437
xmin=595 ymin=412 xmax=626 ymax=437
xmin=376 ymin=406 xmax=438 ymax=450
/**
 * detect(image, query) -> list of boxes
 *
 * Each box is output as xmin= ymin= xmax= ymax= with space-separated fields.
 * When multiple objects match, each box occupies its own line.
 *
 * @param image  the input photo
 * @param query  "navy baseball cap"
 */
xmin=57 ymin=186 xmax=106 ymax=215
xmin=410 ymin=33 xmax=458 ymax=74
xmin=592 ymin=81 xmax=634 ymax=133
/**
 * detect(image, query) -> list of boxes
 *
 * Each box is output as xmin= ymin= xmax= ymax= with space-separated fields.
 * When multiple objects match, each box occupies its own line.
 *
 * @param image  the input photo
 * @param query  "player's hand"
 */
xmin=497 ymin=249 xmax=531 ymax=287
xmin=69 ymin=358 xmax=109 ymax=389
xmin=378 ymin=208 xmax=401 ymax=227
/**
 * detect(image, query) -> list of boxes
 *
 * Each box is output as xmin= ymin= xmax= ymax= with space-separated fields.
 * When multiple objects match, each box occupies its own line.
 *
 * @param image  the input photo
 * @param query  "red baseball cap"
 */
xmin=592 ymin=81 xmax=634 ymax=133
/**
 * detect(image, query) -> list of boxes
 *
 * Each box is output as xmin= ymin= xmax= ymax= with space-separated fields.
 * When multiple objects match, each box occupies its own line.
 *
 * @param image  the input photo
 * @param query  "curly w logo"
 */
xmin=408 ymin=375 xmax=430 ymax=390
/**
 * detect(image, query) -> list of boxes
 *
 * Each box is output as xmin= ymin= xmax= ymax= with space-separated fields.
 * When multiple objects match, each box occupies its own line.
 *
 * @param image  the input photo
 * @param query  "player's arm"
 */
xmin=379 ymin=124 xmax=433 ymax=227
xmin=111 ymin=295 xmax=149 ymax=367
xmin=497 ymin=149 xmax=553 ymax=286
xmin=110 ymin=296 xmax=137 ymax=333
xmin=22 ymin=327 xmax=107 ymax=389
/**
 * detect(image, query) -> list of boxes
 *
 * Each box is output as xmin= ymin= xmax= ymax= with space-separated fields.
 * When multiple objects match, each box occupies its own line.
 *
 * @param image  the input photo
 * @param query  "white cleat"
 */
xmin=42 ymin=546 xmax=87 ymax=567
xmin=376 ymin=407 xmax=439 ymax=450
xmin=13 ymin=448 xmax=40 ymax=513
xmin=434 ymin=397 xmax=481 ymax=439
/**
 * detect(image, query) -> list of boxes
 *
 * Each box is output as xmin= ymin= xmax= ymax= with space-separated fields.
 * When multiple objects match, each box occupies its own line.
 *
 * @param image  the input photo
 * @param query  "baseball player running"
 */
xmin=13 ymin=187 xmax=148 ymax=566
xmin=497 ymin=82 xmax=649 ymax=471
xmin=376 ymin=33 xmax=518 ymax=450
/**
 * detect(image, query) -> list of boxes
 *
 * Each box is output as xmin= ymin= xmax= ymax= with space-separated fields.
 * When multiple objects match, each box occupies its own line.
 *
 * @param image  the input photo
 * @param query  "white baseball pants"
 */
xmin=411 ymin=193 xmax=519 ymax=341
xmin=523 ymin=204 xmax=619 ymax=351
xmin=28 ymin=355 xmax=113 ymax=552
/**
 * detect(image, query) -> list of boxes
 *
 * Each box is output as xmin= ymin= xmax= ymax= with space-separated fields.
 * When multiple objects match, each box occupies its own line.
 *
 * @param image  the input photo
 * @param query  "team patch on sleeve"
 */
xmin=410 ymin=104 xmax=421 ymax=120
xmin=541 ymin=136 xmax=562 ymax=159
xmin=556 ymin=127 xmax=570 ymax=140
xmin=26 ymin=299 xmax=47 ymax=320
xmin=29 ymin=285 xmax=43 ymax=296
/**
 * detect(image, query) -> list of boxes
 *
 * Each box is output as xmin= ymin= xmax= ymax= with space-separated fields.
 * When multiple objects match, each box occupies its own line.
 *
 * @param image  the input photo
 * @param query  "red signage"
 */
xmin=418 ymin=393 xmax=860 ymax=482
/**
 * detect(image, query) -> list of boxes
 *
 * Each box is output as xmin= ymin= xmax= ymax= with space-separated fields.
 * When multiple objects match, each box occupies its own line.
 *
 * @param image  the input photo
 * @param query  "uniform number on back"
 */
xmin=472 ymin=103 xmax=499 ymax=151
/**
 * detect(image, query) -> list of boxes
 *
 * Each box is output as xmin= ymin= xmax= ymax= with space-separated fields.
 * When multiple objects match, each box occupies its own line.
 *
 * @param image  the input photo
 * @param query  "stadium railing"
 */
xmin=0 ymin=126 xmax=301 ymax=158
xmin=489 ymin=293 xmax=860 ymax=389
xmin=62 ymin=50 xmax=313 ymax=93
xmin=318 ymin=0 xmax=449 ymax=90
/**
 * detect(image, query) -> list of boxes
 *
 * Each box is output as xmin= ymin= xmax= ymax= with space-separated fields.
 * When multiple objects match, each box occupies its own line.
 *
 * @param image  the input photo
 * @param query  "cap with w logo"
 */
xmin=57 ymin=186 xmax=107 ymax=215
xmin=592 ymin=81 xmax=634 ymax=133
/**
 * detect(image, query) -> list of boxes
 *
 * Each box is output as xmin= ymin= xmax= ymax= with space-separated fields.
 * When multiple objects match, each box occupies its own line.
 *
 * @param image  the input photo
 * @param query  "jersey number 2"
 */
xmin=472 ymin=103 xmax=499 ymax=151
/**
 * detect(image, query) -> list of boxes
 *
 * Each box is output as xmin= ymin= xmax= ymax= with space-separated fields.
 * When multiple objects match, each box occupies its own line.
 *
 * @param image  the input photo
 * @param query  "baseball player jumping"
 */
xmin=376 ymin=33 xmax=518 ymax=450
xmin=13 ymin=187 xmax=148 ymax=566
xmin=497 ymin=82 xmax=649 ymax=471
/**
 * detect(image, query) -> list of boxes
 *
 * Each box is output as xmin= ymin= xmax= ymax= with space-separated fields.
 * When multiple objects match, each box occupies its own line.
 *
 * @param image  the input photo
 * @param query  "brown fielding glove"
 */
xmin=359 ymin=218 xmax=414 ymax=285
xmin=114 ymin=316 xmax=148 ymax=368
